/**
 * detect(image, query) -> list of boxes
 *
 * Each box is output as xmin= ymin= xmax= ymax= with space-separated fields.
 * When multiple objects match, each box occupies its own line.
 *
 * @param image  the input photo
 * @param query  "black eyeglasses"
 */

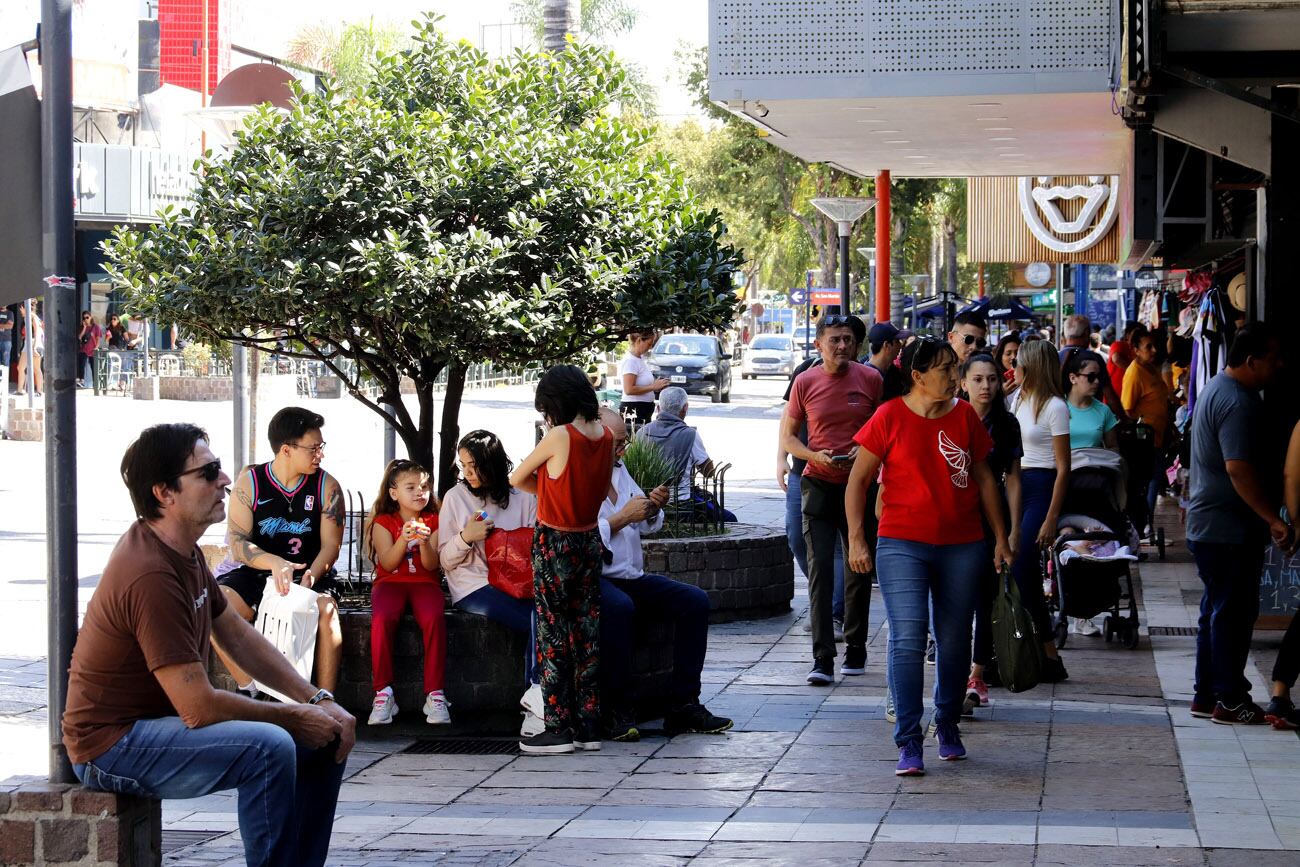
xmin=176 ymin=460 xmax=222 ymax=483
xmin=288 ymin=441 xmax=326 ymax=455
xmin=961 ymin=334 xmax=988 ymax=348
xmin=1076 ymin=372 xmax=1101 ymax=383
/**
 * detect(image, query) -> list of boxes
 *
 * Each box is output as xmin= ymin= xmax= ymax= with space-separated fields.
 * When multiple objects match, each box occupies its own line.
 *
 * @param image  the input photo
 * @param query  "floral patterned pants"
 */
xmin=532 ymin=525 xmax=603 ymax=738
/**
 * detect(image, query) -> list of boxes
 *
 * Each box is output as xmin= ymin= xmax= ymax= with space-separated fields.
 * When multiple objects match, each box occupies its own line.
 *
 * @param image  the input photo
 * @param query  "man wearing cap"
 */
xmin=866 ymin=322 xmax=906 ymax=402
xmin=780 ymin=314 xmax=883 ymax=685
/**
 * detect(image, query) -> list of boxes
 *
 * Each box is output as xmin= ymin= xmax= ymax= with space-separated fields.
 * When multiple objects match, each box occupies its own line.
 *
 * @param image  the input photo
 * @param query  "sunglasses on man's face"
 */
xmin=960 ymin=334 xmax=988 ymax=348
xmin=176 ymin=460 xmax=223 ymax=484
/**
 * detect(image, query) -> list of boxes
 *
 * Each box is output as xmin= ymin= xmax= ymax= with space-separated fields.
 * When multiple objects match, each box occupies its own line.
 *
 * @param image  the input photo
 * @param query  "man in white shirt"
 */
xmin=598 ymin=408 xmax=733 ymax=741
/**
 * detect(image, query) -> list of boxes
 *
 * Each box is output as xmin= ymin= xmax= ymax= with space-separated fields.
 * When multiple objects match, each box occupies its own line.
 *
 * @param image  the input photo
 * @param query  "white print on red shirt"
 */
xmin=938 ymin=431 xmax=970 ymax=489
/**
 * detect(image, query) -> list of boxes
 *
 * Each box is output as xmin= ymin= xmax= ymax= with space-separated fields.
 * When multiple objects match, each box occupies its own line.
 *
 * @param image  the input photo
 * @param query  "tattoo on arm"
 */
xmin=235 ymin=484 xmax=253 ymax=509
xmin=323 ymin=480 xmax=345 ymax=529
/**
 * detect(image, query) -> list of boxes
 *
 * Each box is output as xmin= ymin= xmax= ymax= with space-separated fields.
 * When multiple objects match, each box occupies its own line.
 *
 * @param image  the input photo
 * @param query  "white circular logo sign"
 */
xmin=1018 ymin=176 xmax=1120 ymax=254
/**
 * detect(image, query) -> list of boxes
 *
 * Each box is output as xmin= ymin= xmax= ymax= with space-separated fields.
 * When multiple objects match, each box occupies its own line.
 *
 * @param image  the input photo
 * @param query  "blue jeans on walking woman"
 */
xmin=74 ymin=716 xmax=346 ymax=867
xmin=1011 ymin=468 xmax=1057 ymax=637
xmin=876 ymin=537 xmax=985 ymax=746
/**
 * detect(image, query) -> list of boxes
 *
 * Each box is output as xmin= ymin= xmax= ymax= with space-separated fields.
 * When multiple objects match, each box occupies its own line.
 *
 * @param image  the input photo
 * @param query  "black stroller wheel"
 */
xmin=1103 ymin=616 xmax=1115 ymax=643
xmin=1054 ymin=620 xmax=1069 ymax=650
xmin=1122 ymin=625 xmax=1140 ymax=650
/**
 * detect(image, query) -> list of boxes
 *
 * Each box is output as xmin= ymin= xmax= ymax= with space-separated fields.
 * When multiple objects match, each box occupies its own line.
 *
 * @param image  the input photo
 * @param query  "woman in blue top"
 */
xmin=1063 ymin=349 xmax=1118 ymax=450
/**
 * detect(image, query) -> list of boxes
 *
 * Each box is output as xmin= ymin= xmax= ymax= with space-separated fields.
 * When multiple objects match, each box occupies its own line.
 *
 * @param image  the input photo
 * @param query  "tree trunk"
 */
xmin=543 ymin=0 xmax=579 ymax=52
xmin=891 ymin=214 xmax=907 ymax=297
xmin=436 ymin=362 xmax=468 ymax=497
xmin=944 ymin=219 xmax=959 ymax=298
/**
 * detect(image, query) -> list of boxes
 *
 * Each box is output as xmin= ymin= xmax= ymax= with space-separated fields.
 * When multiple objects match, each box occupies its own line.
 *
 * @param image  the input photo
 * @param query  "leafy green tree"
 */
xmin=104 ymin=17 xmax=741 ymax=491
xmin=286 ymin=18 xmax=414 ymax=94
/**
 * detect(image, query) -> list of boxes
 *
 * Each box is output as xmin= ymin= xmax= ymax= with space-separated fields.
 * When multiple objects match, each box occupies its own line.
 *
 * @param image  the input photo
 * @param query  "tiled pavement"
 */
xmin=5 ymin=492 xmax=1300 ymax=865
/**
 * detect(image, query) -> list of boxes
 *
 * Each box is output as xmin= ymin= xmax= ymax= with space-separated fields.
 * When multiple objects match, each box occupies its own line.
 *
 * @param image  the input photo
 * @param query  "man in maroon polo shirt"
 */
xmin=781 ymin=314 xmax=883 ymax=685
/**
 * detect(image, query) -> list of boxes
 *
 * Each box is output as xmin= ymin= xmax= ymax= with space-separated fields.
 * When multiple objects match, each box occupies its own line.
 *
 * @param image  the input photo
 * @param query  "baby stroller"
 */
xmin=1115 ymin=420 xmax=1166 ymax=560
xmin=1043 ymin=448 xmax=1142 ymax=650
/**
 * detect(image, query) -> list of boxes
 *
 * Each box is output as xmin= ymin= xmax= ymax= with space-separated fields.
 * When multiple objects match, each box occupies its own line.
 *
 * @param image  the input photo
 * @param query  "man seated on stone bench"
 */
xmin=62 ymin=423 xmax=354 ymax=867
xmin=598 ymin=407 xmax=733 ymax=741
xmin=636 ymin=387 xmax=737 ymax=522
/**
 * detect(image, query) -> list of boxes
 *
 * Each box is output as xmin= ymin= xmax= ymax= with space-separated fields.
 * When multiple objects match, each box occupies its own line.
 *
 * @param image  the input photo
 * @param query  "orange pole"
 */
xmin=875 ymin=170 xmax=891 ymax=323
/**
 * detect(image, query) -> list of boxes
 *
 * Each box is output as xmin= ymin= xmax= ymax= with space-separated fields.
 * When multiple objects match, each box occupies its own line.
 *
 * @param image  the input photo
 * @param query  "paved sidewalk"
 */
xmin=152 ymin=504 xmax=1300 ymax=866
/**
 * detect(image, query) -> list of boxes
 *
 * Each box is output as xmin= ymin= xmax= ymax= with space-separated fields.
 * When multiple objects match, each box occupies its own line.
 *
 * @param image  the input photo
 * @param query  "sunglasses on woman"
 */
xmin=1075 ymin=372 xmax=1101 ymax=383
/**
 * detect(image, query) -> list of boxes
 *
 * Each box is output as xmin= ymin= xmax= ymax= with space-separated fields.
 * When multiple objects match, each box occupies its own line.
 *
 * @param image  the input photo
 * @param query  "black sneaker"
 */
xmin=605 ymin=713 xmax=641 ymax=743
xmin=664 ymin=703 xmax=734 ymax=736
xmin=1265 ymin=697 xmax=1299 ymax=730
xmin=806 ymin=658 xmax=834 ymax=685
xmin=519 ymin=729 xmax=575 ymax=755
xmin=925 ymin=637 xmax=937 ymax=665
xmin=842 ymin=645 xmax=867 ymax=676
xmin=1041 ymin=656 xmax=1069 ymax=683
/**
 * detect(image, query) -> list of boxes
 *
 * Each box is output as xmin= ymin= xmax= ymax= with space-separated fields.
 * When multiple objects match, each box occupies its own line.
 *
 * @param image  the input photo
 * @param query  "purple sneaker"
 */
xmin=895 ymin=740 xmax=925 ymax=776
xmin=934 ymin=721 xmax=967 ymax=761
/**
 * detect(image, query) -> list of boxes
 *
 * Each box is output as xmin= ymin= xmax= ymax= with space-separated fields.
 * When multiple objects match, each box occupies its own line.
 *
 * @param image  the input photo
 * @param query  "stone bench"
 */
xmin=0 ymin=782 xmax=160 ymax=866
xmin=641 ymin=523 xmax=794 ymax=623
xmin=210 ymin=602 xmax=677 ymax=731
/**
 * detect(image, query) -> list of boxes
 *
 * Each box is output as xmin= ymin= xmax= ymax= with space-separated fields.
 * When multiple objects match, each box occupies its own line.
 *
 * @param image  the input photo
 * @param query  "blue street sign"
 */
xmin=789 ymin=288 xmax=807 ymax=305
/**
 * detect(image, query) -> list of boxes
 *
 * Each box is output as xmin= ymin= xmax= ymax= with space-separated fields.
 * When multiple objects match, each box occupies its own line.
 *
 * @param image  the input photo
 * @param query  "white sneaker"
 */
xmin=423 ymin=692 xmax=451 ymax=725
xmin=368 ymin=689 xmax=397 ymax=725
xmin=520 ymin=712 xmax=546 ymax=737
xmin=520 ymin=683 xmax=545 ymax=719
xmin=1071 ymin=617 xmax=1101 ymax=636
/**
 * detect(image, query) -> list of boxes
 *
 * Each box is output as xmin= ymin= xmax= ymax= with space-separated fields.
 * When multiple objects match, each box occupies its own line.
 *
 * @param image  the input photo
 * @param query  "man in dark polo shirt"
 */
xmin=781 ymin=314 xmax=883 ymax=685
xmin=62 ymin=423 xmax=355 ymax=867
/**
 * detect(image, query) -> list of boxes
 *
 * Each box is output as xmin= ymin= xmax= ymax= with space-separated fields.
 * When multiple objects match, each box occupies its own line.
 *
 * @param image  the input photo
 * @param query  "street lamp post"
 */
xmin=857 ymin=246 xmax=876 ymax=324
xmin=811 ymin=197 xmax=876 ymax=315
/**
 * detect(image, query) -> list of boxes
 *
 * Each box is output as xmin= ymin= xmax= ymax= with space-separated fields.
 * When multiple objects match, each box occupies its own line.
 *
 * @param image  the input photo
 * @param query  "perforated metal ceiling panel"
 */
xmin=711 ymin=0 xmax=1114 ymax=82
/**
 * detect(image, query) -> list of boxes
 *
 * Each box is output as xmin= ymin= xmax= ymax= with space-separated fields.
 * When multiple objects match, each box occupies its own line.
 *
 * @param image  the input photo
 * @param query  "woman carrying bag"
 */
xmin=847 ymin=338 xmax=1013 ymax=776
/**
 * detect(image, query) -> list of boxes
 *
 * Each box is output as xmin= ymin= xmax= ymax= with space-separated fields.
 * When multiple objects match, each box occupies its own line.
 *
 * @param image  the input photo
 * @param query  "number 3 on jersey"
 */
xmin=287 ymin=537 xmax=302 ymax=556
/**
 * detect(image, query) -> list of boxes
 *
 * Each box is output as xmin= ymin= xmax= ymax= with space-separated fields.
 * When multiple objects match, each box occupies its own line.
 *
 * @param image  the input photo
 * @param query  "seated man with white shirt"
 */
xmin=598 ymin=407 xmax=734 ymax=742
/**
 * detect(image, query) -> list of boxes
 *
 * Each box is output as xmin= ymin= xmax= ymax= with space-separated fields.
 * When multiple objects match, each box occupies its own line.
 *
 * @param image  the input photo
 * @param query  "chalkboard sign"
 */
xmin=1259 ymin=544 xmax=1300 ymax=627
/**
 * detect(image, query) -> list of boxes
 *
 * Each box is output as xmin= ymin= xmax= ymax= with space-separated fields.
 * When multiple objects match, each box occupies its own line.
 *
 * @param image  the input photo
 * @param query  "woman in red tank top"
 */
xmin=510 ymin=365 xmax=614 ymax=755
xmin=364 ymin=460 xmax=448 ymax=727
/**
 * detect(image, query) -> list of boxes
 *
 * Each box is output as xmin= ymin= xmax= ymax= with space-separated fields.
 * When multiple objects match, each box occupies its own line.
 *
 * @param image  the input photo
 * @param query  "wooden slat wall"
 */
xmin=968 ymin=176 xmax=1121 ymax=265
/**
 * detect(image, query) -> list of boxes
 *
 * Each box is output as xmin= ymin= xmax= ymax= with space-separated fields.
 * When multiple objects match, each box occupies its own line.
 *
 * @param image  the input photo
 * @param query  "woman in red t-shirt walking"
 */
xmin=846 ymin=338 xmax=1013 ymax=777
xmin=511 ymin=365 xmax=615 ymax=756
xmin=365 ymin=459 xmax=447 ymax=726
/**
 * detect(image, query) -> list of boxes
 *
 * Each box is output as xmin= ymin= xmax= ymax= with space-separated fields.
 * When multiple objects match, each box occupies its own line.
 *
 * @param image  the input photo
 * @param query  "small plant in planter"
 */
xmin=620 ymin=436 xmax=676 ymax=496
xmin=181 ymin=342 xmax=213 ymax=377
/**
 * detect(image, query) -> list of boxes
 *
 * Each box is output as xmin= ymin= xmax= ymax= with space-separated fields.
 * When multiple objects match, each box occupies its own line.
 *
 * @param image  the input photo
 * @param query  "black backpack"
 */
xmin=991 ymin=567 xmax=1043 ymax=693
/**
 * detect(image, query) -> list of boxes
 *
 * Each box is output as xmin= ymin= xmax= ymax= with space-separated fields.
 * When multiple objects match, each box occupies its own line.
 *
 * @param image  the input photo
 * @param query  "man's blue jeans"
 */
xmin=785 ymin=469 xmax=845 ymax=620
xmin=602 ymin=574 xmax=710 ymax=713
xmin=876 ymin=537 xmax=985 ymax=746
xmin=73 ymin=716 xmax=345 ymax=867
xmin=1189 ymin=540 xmax=1264 ymax=706
xmin=455 ymin=585 xmax=538 ymax=686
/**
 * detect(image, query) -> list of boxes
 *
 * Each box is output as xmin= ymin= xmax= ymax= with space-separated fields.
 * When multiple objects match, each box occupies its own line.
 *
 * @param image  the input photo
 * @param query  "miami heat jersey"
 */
xmin=247 ymin=462 xmax=325 ymax=577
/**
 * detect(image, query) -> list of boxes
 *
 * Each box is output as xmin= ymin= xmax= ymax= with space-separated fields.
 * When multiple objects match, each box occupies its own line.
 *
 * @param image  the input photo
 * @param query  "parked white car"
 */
xmin=740 ymin=334 xmax=797 ymax=379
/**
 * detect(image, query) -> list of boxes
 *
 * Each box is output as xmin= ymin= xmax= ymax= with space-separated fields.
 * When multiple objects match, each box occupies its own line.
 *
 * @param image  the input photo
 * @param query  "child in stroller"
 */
xmin=1044 ymin=450 xmax=1142 ymax=649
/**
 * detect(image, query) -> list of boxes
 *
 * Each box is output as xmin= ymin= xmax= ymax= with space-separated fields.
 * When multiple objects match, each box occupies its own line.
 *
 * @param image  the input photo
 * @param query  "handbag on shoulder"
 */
xmin=485 ymin=526 xmax=535 ymax=599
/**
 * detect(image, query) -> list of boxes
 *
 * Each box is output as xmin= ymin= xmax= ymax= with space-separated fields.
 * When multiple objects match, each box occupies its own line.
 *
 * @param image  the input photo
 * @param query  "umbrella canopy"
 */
xmin=958 ymin=296 xmax=1037 ymax=321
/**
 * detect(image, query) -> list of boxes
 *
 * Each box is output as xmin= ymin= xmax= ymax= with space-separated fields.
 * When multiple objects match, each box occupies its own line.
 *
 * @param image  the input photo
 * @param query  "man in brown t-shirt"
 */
xmin=62 ymin=423 xmax=356 ymax=867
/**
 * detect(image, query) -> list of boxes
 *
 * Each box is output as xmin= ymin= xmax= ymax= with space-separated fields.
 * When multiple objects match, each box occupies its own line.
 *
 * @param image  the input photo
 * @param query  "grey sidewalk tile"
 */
xmin=581 ymin=805 xmax=734 ymax=822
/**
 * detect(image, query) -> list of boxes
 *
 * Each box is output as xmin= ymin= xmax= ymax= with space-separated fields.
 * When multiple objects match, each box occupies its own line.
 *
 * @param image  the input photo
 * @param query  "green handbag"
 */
xmin=990 ymin=566 xmax=1043 ymax=693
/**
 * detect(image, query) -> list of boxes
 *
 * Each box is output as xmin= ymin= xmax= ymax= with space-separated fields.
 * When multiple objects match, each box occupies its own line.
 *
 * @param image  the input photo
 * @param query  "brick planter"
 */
xmin=5 ymin=399 xmax=43 ymax=441
xmin=641 ymin=523 xmax=794 ymax=623
xmin=0 ymin=782 xmax=160 ymax=866
xmin=210 ymin=603 xmax=677 ymax=732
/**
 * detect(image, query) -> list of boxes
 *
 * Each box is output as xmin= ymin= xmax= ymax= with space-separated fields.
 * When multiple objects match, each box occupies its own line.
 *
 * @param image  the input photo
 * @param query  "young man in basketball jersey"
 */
xmin=218 ymin=407 xmax=346 ymax=692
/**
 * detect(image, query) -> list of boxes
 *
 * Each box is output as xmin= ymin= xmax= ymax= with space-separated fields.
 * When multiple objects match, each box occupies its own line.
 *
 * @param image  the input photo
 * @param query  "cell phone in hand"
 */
xmin=831 ymin=454 xmax=853 ymax=463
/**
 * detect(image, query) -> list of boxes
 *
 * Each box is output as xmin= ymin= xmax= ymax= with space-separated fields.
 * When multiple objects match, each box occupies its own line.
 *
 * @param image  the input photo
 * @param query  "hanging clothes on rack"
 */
xmin=1188 ymin=288 xmax=1228 ymax=418
xmin=1138 ymin=289 xmax=1161 ymax=330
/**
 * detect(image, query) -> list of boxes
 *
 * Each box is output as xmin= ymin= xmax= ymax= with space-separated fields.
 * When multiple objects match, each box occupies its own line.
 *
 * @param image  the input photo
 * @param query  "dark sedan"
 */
xmin=646 ymin=333 xmax=732 ymax=403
